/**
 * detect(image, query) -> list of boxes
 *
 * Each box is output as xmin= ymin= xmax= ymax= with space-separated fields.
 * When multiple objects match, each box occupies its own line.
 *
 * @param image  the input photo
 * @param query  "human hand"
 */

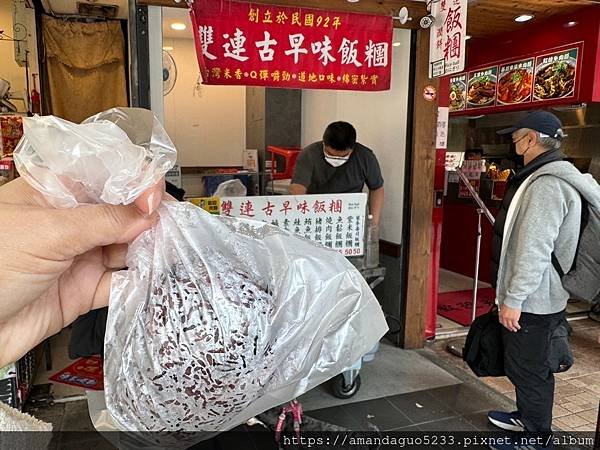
xmin=499 ymin=304 xmax=521 ymax=332
xmin=0 ymin=177 xmax=163 ymax=368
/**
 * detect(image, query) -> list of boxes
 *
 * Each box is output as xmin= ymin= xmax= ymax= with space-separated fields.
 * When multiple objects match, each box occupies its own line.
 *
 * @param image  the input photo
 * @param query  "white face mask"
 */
xmin=323 ymin=144 xmax=352 ymax=167
xmin=324 ymin=155 xmax=350 ymax=167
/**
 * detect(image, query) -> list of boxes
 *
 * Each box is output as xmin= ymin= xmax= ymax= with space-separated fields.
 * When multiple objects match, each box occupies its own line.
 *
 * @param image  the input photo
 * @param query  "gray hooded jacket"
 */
xmin=496 ymin=161 xmax=600 ymax=314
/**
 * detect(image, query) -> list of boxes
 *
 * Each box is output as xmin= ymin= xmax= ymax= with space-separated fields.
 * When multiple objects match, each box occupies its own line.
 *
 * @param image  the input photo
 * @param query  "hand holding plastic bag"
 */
xmin=13 ymin=108 xmax=387 ymax=442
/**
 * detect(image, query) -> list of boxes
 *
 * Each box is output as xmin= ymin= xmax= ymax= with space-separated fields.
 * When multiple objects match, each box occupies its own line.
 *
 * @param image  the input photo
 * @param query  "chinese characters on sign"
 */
xmin=429 ymin=0 xmax=467 ymax=78
xmin=219 ymin=193 xmax=368 ymax=256
xmin=165 ymin=164 xmax=182 ymax=188
xmin=190 ymin=0 xmax=392 ymax=91
xmin=189 ymin=197 xmax=221 ymax=214
xmin=436 ymin=107 xmax=449 ymax=149
xmin=458 ymin=159 xmax=485 ymax=199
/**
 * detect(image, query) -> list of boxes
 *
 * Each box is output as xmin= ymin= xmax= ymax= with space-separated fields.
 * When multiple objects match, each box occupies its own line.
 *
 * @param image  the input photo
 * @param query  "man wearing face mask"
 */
xmin=288 ymin=121 xmax=384 ymax=225
xmin=486 ymin=111 xmax=581 ymax=450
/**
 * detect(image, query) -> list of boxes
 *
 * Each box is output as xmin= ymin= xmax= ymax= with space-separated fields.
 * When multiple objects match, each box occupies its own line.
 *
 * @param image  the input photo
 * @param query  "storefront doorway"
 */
xmin=431 ymin=3 xmax=600 ymax=339
xmin=145 ymin=3 xmax=419 ymax=349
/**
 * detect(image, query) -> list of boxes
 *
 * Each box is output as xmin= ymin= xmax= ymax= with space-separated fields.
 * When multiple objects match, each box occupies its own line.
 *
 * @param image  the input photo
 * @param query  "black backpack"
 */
xmin=548 ymin=318 xmax=574 ymax=373
xmin=462 ymin=307 xmax=505 ymax=377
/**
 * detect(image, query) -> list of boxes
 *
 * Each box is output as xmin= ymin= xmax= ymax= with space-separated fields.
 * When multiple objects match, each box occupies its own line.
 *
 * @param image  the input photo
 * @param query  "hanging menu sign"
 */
xmin=450 ymin=42 xmax=583 ymax=115
xmin=466 ymin=66 xmax=497 ymax=109
xmin=533 ymin=47 xmax=578 ymax=102
xmin=449 ymin=73 xmax=467 ymax=112
xmin=497 ymin=58 xmax=534 ymax=106
xmin=220 ymin=193 xmax=367 ymax=256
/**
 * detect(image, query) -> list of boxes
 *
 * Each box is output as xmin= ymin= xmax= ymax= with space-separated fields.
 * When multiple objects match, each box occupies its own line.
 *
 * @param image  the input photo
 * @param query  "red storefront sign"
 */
xmin=189 ymin=0 xmax=393 ymax=91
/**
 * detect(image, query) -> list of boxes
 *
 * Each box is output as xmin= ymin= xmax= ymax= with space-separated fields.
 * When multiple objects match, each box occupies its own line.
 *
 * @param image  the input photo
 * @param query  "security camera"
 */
xmin=420 ymin=14 xmax=435 ymax=28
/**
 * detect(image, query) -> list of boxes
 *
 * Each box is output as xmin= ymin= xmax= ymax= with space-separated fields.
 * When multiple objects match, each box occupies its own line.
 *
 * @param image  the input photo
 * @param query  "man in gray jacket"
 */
xmin=487 ymin=111 xmax=580 ymax=450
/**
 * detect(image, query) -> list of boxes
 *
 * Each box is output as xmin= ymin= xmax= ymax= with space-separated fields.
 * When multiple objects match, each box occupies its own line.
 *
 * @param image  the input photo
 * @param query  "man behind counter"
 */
xmin=288 ymin=121 xmax=385 ymax=225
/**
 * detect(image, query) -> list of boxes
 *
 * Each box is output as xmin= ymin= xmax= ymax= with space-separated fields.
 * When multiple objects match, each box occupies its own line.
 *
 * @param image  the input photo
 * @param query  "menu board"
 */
xmin=497 ymin=58 xmax=534 ymax=105
xmin=449 ymin=74 xmax=467 ymax=112
xmin=449 ymin=42 xmax=583 ymax=115
xmin=466 ymin=66 xmax=497 ymax=109
xmin=533 ymin=47 xmax=578 ymax=102
xmin=213 ymin=193 xmax=368 ymax=256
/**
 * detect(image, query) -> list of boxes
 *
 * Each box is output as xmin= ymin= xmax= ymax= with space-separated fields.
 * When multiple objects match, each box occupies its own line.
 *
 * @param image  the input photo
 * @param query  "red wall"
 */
xmin=446 ymin=5 xmax=600 ymax=111
xmin=438 ymin=6 xmax=600 ymax=284
xmin=440 ymin=203 xmax=498 ymax=284
xmin=426 ymin=76 xmax=450 ymax=339
xmin=465 ymin=6 xmax=600 ymax=103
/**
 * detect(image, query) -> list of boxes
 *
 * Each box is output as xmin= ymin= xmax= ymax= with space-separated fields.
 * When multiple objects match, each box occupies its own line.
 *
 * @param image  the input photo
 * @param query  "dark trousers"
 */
xmin=502 ymin=310 xmax=565 ymax=436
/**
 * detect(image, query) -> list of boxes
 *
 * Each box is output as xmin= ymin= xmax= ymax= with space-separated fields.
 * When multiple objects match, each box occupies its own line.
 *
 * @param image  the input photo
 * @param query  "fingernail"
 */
xmin=146 ymin=192 xmax=162 ymax=216
xmin=147 ymin=193 xmax=155 ymax=215
xmin=151 ymin=191 xmax=162 ymax=214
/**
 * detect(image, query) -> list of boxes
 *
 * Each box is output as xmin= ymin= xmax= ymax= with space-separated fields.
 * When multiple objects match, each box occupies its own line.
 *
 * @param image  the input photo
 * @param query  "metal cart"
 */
xmin=330 ymin=263 xmax=386 ymax=398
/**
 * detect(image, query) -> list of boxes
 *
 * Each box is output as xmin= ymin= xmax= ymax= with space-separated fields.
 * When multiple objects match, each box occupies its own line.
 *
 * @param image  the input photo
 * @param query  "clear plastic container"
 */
xmin=365 ymin=215 xmax=380 ymax=269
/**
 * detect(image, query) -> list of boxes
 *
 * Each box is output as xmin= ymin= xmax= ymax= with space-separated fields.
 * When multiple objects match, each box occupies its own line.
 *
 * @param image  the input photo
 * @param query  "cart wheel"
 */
xmin=589 ymin=303 xmax=600 ymax=322
xmin=331 ymin=374 xmax=361 ymax=399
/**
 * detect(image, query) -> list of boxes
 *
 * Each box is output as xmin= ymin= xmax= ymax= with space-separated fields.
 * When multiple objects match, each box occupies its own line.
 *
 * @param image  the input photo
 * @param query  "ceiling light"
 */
xmin=392 ymin=42 xmax=401 ymax=47
xmin=171 ymin=22 xmax=187 ymax=30
xmin=163 ymin=46 xmax=173 ymax=51
xmin=514 ymin=14 xmax=534 ymax=23
xmin=565 ymin=21 xmax=578 ymax=27
xmin=346 ymin=0 xmax=360 ymax=2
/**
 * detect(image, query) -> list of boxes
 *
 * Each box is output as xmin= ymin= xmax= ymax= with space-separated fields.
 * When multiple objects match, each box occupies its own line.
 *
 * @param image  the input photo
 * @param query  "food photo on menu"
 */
xmin=497 ymin=60 xmax=534 ymax=105
xmin=534 ymin=49 xmax=578 ymax=100
xmin=467 ymin=69 xmax=497 ymax=108
xmin=449 ymin=75 xmax=467 ymax=112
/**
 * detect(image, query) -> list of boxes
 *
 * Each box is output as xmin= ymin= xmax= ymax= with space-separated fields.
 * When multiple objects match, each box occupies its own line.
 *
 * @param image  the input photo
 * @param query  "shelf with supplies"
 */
xmin=0 ymin=114 xmax=24 ymax=161
xmin=0 ymin=351 xmax=37 ymax=410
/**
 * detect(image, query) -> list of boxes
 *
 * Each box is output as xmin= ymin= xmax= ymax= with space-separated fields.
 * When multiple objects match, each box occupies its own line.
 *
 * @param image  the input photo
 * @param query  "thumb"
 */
xmin=134 ymin=178 xmax=165 ymax=215
xmin=41 ymin=204 xmax=158 ymax=260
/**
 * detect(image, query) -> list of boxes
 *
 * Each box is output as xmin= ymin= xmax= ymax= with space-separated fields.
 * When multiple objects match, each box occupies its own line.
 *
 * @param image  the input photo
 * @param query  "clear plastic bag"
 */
xmin=13 ymin=108 xmax=387 ymax=442
xmin=213 ymin=178 xmax=247 ymax=197
xmin=13 ymin=108 xmax=176 ymax=208
xmin=107 ymin=201 xmax=386 ymax=435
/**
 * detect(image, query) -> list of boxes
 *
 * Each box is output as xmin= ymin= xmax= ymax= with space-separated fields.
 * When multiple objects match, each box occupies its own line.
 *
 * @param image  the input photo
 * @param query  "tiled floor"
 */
xmin=430 ymin=318 xmax=600 ymax=432
xmin=438 ymin=269 xmax=491 ymax=294
xmin=26 ymin=379 xmax=512 ymax=438
xmin=304 ymin=369 xmax=515 ymax=433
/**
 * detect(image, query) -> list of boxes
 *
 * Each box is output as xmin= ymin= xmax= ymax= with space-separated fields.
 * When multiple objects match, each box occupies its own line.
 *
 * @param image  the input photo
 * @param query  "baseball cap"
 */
xmin=497 ymin=110 xmax=567 ymax=140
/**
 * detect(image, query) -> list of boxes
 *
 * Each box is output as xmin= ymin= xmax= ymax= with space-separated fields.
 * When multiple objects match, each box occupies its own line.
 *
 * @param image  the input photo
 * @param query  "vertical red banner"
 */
xmin=189 ymin=0 xmax=393 ymax=91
